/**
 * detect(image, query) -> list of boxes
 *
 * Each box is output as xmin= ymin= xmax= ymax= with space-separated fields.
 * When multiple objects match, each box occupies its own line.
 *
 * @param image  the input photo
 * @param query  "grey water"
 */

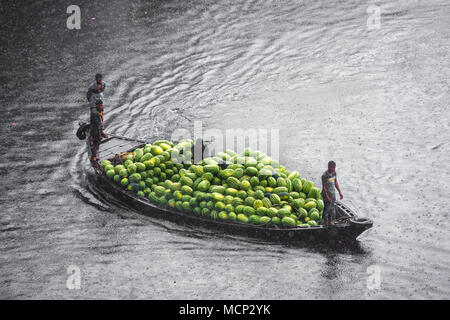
xmin=0 ymin=0 xmax=449 ymax=299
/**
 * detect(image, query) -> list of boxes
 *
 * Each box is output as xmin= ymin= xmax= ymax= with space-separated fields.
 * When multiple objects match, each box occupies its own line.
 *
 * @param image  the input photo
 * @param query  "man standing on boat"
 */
xmin=87 ymin=73 xmax=106 ymax=111
xmin=86 ymin=73 xmax=107 ymax=167
xmin=88 ymin=100 xmax=108 ymax=167
xmin=321 ymin=160 xmax=343 ymax=227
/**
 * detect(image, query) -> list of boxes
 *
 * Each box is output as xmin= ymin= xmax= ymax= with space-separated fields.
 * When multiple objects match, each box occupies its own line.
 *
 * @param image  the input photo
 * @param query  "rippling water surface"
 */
xmin=1 ymin=0 xmax=449 ymax=299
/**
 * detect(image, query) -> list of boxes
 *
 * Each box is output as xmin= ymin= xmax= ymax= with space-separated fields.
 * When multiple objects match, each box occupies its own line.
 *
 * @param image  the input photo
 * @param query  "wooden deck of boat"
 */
xmin=97 ymin=135 xmax=146 ymax=162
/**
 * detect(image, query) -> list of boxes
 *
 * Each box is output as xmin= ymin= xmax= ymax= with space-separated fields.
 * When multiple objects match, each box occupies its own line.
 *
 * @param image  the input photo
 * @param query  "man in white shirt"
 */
xmin=321 ymin=160 xmax=343 ymax=227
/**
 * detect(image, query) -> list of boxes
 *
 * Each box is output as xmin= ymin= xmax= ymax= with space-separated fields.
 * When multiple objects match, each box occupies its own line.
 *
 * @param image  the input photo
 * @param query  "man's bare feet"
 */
xmin=91 ymin=157 xmax=101 ymax=169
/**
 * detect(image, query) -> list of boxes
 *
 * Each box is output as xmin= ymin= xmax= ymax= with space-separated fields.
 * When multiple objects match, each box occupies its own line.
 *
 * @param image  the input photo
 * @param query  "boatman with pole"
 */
xmin=321 ymin=160 xmax=343 ymax=227
xmin=88 ymin=100 xmax=108 ymax=167
xmin=86 ymin=73 xmax=108 ymax=167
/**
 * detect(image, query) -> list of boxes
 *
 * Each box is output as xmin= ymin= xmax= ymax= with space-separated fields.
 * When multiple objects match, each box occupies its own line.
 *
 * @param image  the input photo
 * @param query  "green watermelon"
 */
xmin=119 ymin=169 xmax=128 ymax=178
xmin=258 ymin=168 xmax=273 ymax=178
xmin=232 ymin=198 xmax=244 ymax=207
xmin=281 ymin=217 xmax=296 ymax=227
xmin=244 ymin=197 xmax=255 ymax=207
xmin=267 ymin=207 xmax=278 ymax=217
xmin=297 ymin=223 xmax=310 ymax=228
xmin=292 ymin=198 xmax=305 ymax=210
xmin=148 ymin=192 xmax=159 ymax=202
xmin=243 ymin=206 xmax=256 ymax=216
xmin=134 ymin=148 xmax=144 ymax=161
xmin=227 ymin=177 xmax=240 ymax=189
xmin=210 ymin=185 xmax=226 ymax=194
xmin=249 ymin=215 xmax=260 ymax=224
xmin=250 ymin=176 xmax=260 ymax=187
xmin=304 ymin=201 xmax=317 ymax=210
xmin=203 ymin=164 xmax=219 ymax=174
xmin=114 ymin=165 xmax=125 ymax=174
xmin=224 ymin=195 xmax=234 ymax=204
xmin=218 ymin=211 xmax=228 ymax=221
xmin=197 ymin=180 xmax=210 ymax=192
xmin=259 ymin=216 xmax=271 ymax=225
xmin=232 ymin=168 xmax=244 ymax=178
xmin=180 ymin=176 xmax=193 ymax=187
xmin=211 ymin=192 xmax=224 ymax=202
xmin=214 ymin=202 xmax=226 ymax=211
xmin=253 ymin=200 xmax=263 ymax=209
xmin=288 ymin=171 xmax=300 ymax=180
xmin=277 ymin=208 xmax=290 ymax=218
xmin=310 ymin=211 xmax=320 ymax=221
xmin=225 ymin=204 xmax=234 ymax=213
xmin=150 ymin=145 xmax=164 ymax=156
xmin=271 ymin=217 xmax=281 ymax=226
xmin=290 ymin=192 xmax=300 ymax=199
xmin=237 ymin=190 xmax=248 ymax=199
xmin=307 ymin=220 xmax=318 ymax=227
xmin=181 ymin=185 xmax=193 ymax=195
xmin=182 ymin=201 xmax=191 ymax=211
xmin=256 ymin=207 xmax=268 ymax=216
xmin=106 ymin=169 xmax=115 ymax=179
xmin=240 ymin=180 xmax=251 ymax=191
xmin=302 ymin=180 xmax=314 ymax=194
xmin=262 ymin=197 xmax=272 ymax=208
xmin=270 ymin=194 xmax=281 ymax=205
xmin=154 ymin=186 xmax=166 ymax=197
xmin=268 ymin=176 xmax=277 ymax=187
xmin=245 ymin=167 xmax=258 ymax=176
xmin=101 ymin=160 xmax=112 ymax=168
xmin=140 ymin=153 xmax=153 ymax=163
xmin=276 ymin=177 xmax=286 ymax=187
xmin=299 ymin=207 xmax=308 ymax=218
xmin=127 ymin=164 xmax=137 ymax=174
xmin=120 ymin=178 xmax=129 ymax=187
xmin=317 ymin=199 xmax=324 ymax=211
xmin=225 ymin=188 xmax=238 ymax=197
xmin=253 ymin=190 xmax=264 ymax=200
xmin=237 ymin=214 xmax=249 ymax=224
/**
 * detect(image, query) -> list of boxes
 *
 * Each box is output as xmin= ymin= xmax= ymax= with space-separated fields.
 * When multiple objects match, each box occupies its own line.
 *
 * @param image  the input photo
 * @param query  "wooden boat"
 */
xmin=89 ymin=134 xmax=373 ymax=242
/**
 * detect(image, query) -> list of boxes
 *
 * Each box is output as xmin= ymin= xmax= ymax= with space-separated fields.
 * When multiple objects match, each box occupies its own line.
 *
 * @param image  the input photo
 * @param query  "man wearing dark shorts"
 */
xmin=321 ymin=161 xmax=343 ymax=227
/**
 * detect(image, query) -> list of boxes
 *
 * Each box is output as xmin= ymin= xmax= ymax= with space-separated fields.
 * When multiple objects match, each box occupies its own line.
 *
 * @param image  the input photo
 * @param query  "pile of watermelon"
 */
xmin=101 ymin=139 xmax=324 ymax=228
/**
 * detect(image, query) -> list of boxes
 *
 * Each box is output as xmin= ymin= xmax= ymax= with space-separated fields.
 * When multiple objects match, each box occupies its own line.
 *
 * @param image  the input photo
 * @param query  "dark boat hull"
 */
xmin=93 ymin=171 xmax=372 ymax=243
xmin=89 ymin=135 xmax=373 ymax=243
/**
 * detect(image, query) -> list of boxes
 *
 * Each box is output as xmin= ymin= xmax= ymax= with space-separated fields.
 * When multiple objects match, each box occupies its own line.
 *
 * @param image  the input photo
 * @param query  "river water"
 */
xmin=1 ymin=0 xmax=449 ymax=299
